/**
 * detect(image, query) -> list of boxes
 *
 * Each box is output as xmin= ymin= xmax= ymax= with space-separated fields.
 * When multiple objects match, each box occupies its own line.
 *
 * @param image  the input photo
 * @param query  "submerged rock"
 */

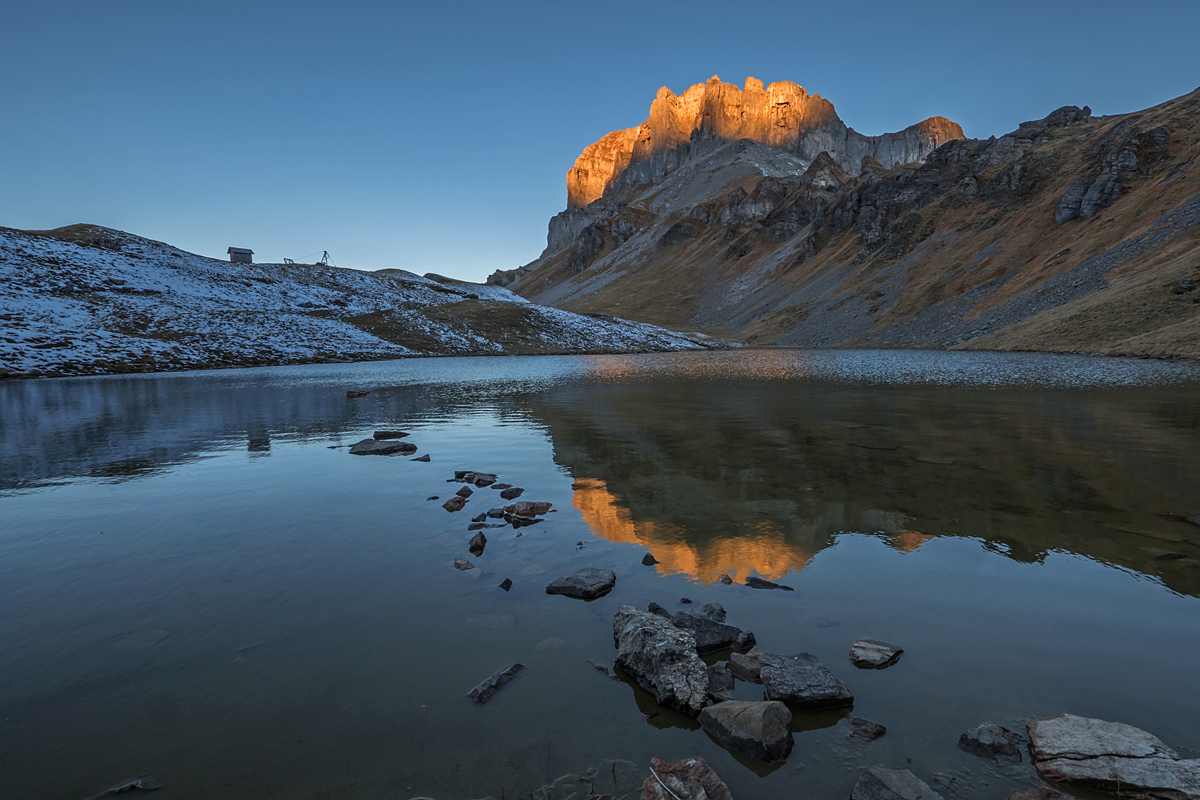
xmin=851 ymin=767 xmax=944 ymax=800
xmin=84 ymin=776 xmax=163 ymax=799
xmin=642 ymin=756 xmax=732 ymax=800
xmin=708 ymin=663 xmax=735 ymax=702
xmin=850 ymin=639 xmax=904 ymax=669
xmin=345 ymin=390 xmax=369 ymax=398
xmin=959 ymin=722 xmax=1023 ymax=760
xmin=849 ymin=717 xmax=887 ymax=741
xmin=546 ymin=568 xmax=616 ymax=599
xmin=1027 ymin=713 xmax=1200 ymax=800
xmin=746 ymin=576 xmax=794 ymax=591
xmin=373 ymin=430 xmax=409 ymax=440
xmin=671 ymin=608 xmax=755 ymax=654
xmin=612 ymin=605 xmax=708 ymax=716
xmin=760 ymin=652 xmax=854 ymax=708
xmin=471 ymin=513 xmax=487 ymax=523
xmin=698 ymin=700 xmax=794 ymax=762
xmin=453 ymin=558 xmax=476 ymax=571
xmin=349 ymin=438 xmax=414 ymax=456
xmin=466 ymin=663 xmax=523 ymax=704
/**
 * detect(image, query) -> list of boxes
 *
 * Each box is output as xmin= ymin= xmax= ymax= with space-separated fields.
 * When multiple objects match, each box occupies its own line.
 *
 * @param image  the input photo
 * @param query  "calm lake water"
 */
xmin=3 ymin=350 xmax=1200 ymax=800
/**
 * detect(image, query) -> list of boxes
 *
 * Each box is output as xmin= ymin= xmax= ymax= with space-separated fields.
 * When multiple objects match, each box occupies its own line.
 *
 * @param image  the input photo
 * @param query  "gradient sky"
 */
xmin=3 ymin=1 xmax=1198 ymax=282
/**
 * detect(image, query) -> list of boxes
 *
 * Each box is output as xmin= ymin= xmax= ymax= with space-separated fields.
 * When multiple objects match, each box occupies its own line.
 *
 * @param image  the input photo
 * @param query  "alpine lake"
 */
xmin=2 ymin=349 xmax=1199 ymax=800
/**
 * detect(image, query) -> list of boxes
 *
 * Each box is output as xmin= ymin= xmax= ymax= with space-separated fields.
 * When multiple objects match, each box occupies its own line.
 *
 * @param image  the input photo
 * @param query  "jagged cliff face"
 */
xmin=565 ymin=75 xmax=964 ymax=209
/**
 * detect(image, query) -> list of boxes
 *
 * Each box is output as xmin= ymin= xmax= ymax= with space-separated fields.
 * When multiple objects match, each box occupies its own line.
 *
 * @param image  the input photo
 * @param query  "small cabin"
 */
xmin=227 ymin=247 xmax=254 ymax=264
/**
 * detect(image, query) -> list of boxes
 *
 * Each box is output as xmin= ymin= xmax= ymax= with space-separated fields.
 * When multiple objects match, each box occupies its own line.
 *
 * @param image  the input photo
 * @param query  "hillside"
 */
xmin=0 ymin=225 xmax=715 ymax=379
xmin=494 ymin=80 xmax=1200 ymax=358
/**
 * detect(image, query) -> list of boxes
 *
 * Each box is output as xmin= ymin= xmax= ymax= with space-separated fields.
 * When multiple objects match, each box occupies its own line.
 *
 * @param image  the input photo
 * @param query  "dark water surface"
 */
xmin=3 ymin=350 xmax=1200 ymax=800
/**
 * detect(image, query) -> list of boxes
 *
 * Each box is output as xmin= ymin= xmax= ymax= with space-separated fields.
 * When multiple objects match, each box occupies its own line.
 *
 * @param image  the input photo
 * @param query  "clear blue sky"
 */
xmin=3 ymin=1 xmax=1197 ymax=282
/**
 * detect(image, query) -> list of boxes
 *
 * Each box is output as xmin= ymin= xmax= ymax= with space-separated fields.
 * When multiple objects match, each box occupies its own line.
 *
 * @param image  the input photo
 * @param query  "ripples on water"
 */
xmin=1 ymin=350 xmax=1198 ymax=800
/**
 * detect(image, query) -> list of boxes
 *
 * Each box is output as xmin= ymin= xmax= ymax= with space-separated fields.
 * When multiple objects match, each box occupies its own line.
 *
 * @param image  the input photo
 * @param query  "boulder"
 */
xmin=1027 ymin=714 xmax=1200 ymax=800
xmin=506 ymin=500 xmax=552 ymax=517
xmin=850 ymin=639 xmax=904 ymax=669
xmin=849 ymin=717 xmax=887 ymax=742
xmin=443 ymin=496 xmax=467 ymax=512
xmin=698 ymin=700 xmax=794 ymax=762
xmin=372 ymin=430 xmax=409 ymax=439
xmin=959 ymin=722 xmax=1022 ymax=760
xmin=671 ymin=609 xmax=755 ymax=654
xmin=469 ymin=532 xmax=487 ymax=557
xmin=546 ymin=568 xmax=617 ymax=599
xmin=851 ymin=767 xmax=944 ymax=800
xmin=500 ymin=487 xmax=525 ymax=500
xmin=641 ymin=756 xmax=732 ymax=800
xmin=466 ymin=663 xmax=523 ymax=704
xmin=746 ymin=576 xmax=794 ymax=590
xmin=612 ymin=606 xmax=709 ymax=716
xmin=760 ymin=652 xmax=854 ymax=708
xmin=349 ymin=438 xmax=413 ymax=456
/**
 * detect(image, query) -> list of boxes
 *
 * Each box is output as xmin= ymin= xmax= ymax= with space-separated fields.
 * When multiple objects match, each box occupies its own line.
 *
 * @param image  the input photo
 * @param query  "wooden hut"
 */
xmin=227 ymin=247 xmax=254 ymax=264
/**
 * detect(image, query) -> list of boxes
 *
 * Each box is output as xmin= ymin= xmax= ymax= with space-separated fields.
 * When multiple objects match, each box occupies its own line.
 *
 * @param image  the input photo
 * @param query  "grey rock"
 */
xmin=500 ymin=487 xmax=524 ymax=500
xmin=728 ymin=646 xmax=767 ymax=682
xmin=851 ymin=767 xmax=944 ymax=800
xmin=849 ymin=717 xmax=887 ymax=741
xmin=691 ymin=602 xmax=726 ymax=622
xmin=491 ymin=483 xmax=512 ymax=490
xmin=1045 ymin=105 xmax=1092 ymax=127
xmin=1027 ymin=714 xmax=1200 ymax=800
xmin=456 ymin=485 xmax=474 ymax=498
xmin=612 ymin=605 xmax=709 ymax=716
xmin=1173 ymin=279 xmax=1196 ymax=294
xmin=372 ymin=430 xmax=409 ymax=440
xmin=590 ymin=759 xmax=642 ymax=800
xmin=349 ymin=438 xmax=413 ymax=456
xmin=671 ymin=609 xmax=755 ymax=654
xmin=487 ymin=507 xmax=506 ymax=518
xmin=545 ymin=568 xmax=616 ymax=599
xmin=707 ymin=663 xmax=735 ymax=702
xmin=850 ymin=639 xmax=904 ymax=669
xmin=745 ymin=575 xmax=794 ymax=590
xmin=698 ymin=700 xmax=794 ymax=762
xmin=960 ymin=722 xmax=1022 ymax=760
xmin=443 ymin=496 xmax=467 ymax=512
xmin=453 ymin=558 xmax=476 ymax=571
xmin=505 ymin=500 xmax=552 ymax=516
xmin=467 ymin=663 xmax=523 ymax=704
xmin=717 ymin=573 xmax=733 ymax=584
xmin=641 ymin=756 xmax=732 ymax=800
xmin=471 ymin=513 xmax=487 ymax=522
xmin=761 ymin=652 xmax=854 ymax=708
xmin=468 ymin=532 xmax=487 ymax=557
xmin=647 ymin=602 xmax=672 ymax=619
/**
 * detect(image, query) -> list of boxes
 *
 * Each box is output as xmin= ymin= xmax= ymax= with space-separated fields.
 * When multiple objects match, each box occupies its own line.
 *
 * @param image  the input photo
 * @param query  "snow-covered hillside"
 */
xmin=0 ymin=225 xmax=714 ymax=378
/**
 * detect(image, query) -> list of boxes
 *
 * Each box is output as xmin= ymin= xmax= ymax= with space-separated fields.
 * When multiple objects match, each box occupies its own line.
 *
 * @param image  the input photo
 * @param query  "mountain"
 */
xmin=0 ymin=225 xmax=715 ymax=379
xmin=492 ymin=79 xmax=1200 ymax=358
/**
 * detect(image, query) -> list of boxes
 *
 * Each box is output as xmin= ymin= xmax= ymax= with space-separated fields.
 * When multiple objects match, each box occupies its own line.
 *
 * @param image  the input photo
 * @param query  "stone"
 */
xmin=641 ymin=756 xmax=732 ymax=800
xmin=1027 ymin=714 xmax=1200 ymax=799
xmin=959 ymin=722 xmax=1023 ymax=760
xmin=411 ymin=454 xmax=431 ymax=462
xmin=499 ymin=578 xmax=512 ymax=591
xmin=84 ymin=776 xmax=163 ymax=799
xmin=641 ymin=553 xmax=659 ymax=566
xmin=466 ymin=663 xmax=523 ymax=704
xmin=345 ymin=390 xmax=369 ymax=397
xmin=546 ymin=568 xmax=617 ymax=599
xmin=612 ymin=605 xmax=709 ymax=716
xmin=487 ymin=507 xmax=506 ymax=518
xmin=491 ymin=483 xmax=512 ymax=490
xmin=457 ymin=486 xmax=474 ymax=498
xmin=426 ymin=495 xmax=439 ymax=501
xmin=349 ymin=438 xmax=413 ymax=456
xmin=717 ymin=574 xmax=733 ymax=584
xmin=707 ymin=664 xmax=735 ymax=702
xmin=746 ymin=575 xmax=794 ymax=590
xmin=443 ymin=496 xmax=467 ymax=512
xmin=506 ymin=500 xmax=552 ymax=517
xmin=671 ymin=609 xmax=755 ymax=654
xmin=1173 ymin=279 xmax=1196 ymax=295
xmin=500 ymin=487 xmax=524 ymax=500
xmin=472 ymin=513 xmax=487 ymax=522
xmin=469 ymin=532 xmax=487 ymax=557
xmin=851 ymin=767 xmax=944 ymax=800
xmin=372 ymin=430 xmax=408 ymax=439
xmin=1008 ymin=788 xmax=1071 ymax=800
xmin=453 ymin=558 xmax=476 ymax=571
xmin=850 ymin=639 xmax=904 ymax=669
xmin=760 ymin=652 xmax=854 ymax=709
xmin=1045 ymin=105 xmax=1092 ymax=127
xmin=728 ymin=647 xmax=767 ymax=682
xmin=849 ymin=717 xmax=887 ymax=741
xmin=647 ymin=602 xmax=672 ymax=619
xmin=471 ymin=473 xmax=498 ymax=487
xmin=698 ymin=700 xmax=794 ymax=762
xmin=508 ymin=514 xmax=542 ymax=529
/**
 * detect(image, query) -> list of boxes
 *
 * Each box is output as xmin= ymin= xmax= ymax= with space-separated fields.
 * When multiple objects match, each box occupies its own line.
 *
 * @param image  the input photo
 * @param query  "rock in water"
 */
xmin=849 ymin=717 xmax=888 ymax=741
xmin=746 ymin=575 xmax=794 ymax=590
xmin=443 ymin=496 xmax=467 ymax=512
xmin=372 ymin=430 xmax=408 ymax=440
xmin=349 ymin=438 xmax=413 ymax=456
xmin=850 ymin=639 xmax=904 ymax=669
xmin=671 ymin=609 xmax=755 ymax=654
xmin=641 ymin=552 xmax=659 ymax=566
xmin=1008 ymin=788 xmax=1071 ymax=800
xmin=545 ymin=568 xmax=617 ymax=599
xmin=468 ymin=532 xmax=487 ymax=557
xmin=456 ymin=485 xmax=474 ymax=498
xmin=84 ymin=776 xmax=163 ymax=799
xmin=698 ymin=700 xmax=794 ymax=762
xmin=486 ymin=507 xmax=506 ymax=518
xmin=717 ymin=573 xmax=733 ymax=584
xmin=611 ymin=605 xmax=709 ymax=716
xmin=851 ymin=767 xmax=944 ymax=800
xmin=466 ymin=663 xmax=524 ymax=704
xmin=345 ymin=390 xmax=369 ymax=398
xmin=499 ymin=487 xmax=524 ymax=500
xmin=959 ymin=722 xmax=1023 ymax=760
xmin=1027 ymin=714 xmax=1200 ymax=800
xmin=505 ymin=500 xmax=552 ymax=516
xmin=729 ymin=646 xmax=767 ymax=682
xmin=691 ymin=602 xmax=726 ymax=622
xmin=642 ymin=756 xmax=732 ymax=800
xmin=498 ymin=578 xmax=513 ymax=591
xmin=411 ymin=454 xmax=431 ymax=462
xmin=708 ymin=663 xmax=735 ymax=702
xmin=760 ymin=652 xmax=854 ymax=708
xmin=453 ymin=558 xmax=476 ymax=571
xmin=647 ymin=602 xmax=672 ymax=619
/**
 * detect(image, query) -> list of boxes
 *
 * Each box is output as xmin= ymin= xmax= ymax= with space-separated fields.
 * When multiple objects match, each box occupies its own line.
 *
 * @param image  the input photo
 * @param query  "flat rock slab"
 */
xmin=850 ymin=639 xmax=904 ymax=669
xmin=849 ymin=717 xmax=887 ymax=741
xmin=1008 ymin=789 xmax=1071 ymax=800
xmin=851 ymin=767 xmax=944 ymax=800
xmin=671 ymin=609 xmax=755 ymax=654
xmin=612 ymin=606 xmax=708 ymax=716
xmin=467 ymin=663 xmax=523 ymax=704
xmin=699 ymin=700 xmax=793 ymax=763
xmin=84 ymin=776 xmax=163 ymax=799
xmin=960 ymin=722 xmax=1022 ymax=760
xmin=761 ymin=652 xmax=854 ymax=709
xmin=1027 ymin=714 xmax=1200 ymax=800
xmin=746 ymin=576 xmax=794 ymax=590
xmin=642 ymin=756 xmax=732 ymax=800
xmin=546 ymin=568 xmax=616 ymax=599
xmin=349 ymin=438 xmax=415 ymax=455
xmin=372 ymin=430 xmax=409 ymax=439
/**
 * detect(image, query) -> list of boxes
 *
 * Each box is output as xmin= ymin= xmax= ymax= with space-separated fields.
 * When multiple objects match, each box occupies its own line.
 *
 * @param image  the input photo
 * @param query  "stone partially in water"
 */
xmin=372 ymin=430 xmax=409 ymax=440
xmin=466 ymin=663 xmax=523 ymax=704
xmin=746 ymin=575 xmax=794 ymax=590
xmin=443 ymin=496 xmax=467 ymax=512
xmin=500 ymin=487 xmax=524 ymax=500
xmin=468 ymin=532 xmax=487 ymax=557
xmin=411 ymin=454 xmax=431 ymax=462
xmin=456 ymin=486 xmax=474 ymax=498
xmin=486 ymin=507 xmax=506 ymax=518
xmin=728 ymin=646 xmax=767 ymax=682
xmin=612 ymin=605 xmax=709 ymax=716
xmin=671 ymin=609 xmax=755 ymax=654
xmin=698 ymin=700 xmax=794 ymax=762
xmin=1007 ymin=788 xmax=1071 ymax=800
xmin=471 ymin=512 xmax=487 ymax=522
xmin=850 ymin=639 xmax=904 ymax=669
xmin=959 ymin=722 xmax=1023 ymax=760
xmin=849 ymin=717 xmax=887 ymax=741
xmin=498 ymin=578 xmax=513 ymax=591
xmin=453 ymin=558 xmax=476 ymax=571
xmin=642 ymin=756 xmax=732 ymax=800
xmin=641 ymin=552 xmax=659 ymax=566
xmin=505 ymin=500 xmax=552 ymax=517
xmin=349 ymin=438 xmax=413 ymax=456
xmin=760 ymin=651 xmax=854 ymax=709
xmin=1027 ymin=713 xmax=1200 ymax=799
xmin=707 ymin=663 xmax=735 ymax=702
xmin=851 ymin=767 xmax=944 ymax=800
xmin=546 ymin=568 xmax=616 ymax=599
xmin=717 ymin=573 xmax=733 ymax=584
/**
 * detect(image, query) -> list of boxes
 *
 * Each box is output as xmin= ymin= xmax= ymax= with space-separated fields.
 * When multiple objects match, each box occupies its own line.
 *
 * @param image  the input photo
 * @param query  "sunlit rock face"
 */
xmin=565 ymin=75 xmax=964 ymax=208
